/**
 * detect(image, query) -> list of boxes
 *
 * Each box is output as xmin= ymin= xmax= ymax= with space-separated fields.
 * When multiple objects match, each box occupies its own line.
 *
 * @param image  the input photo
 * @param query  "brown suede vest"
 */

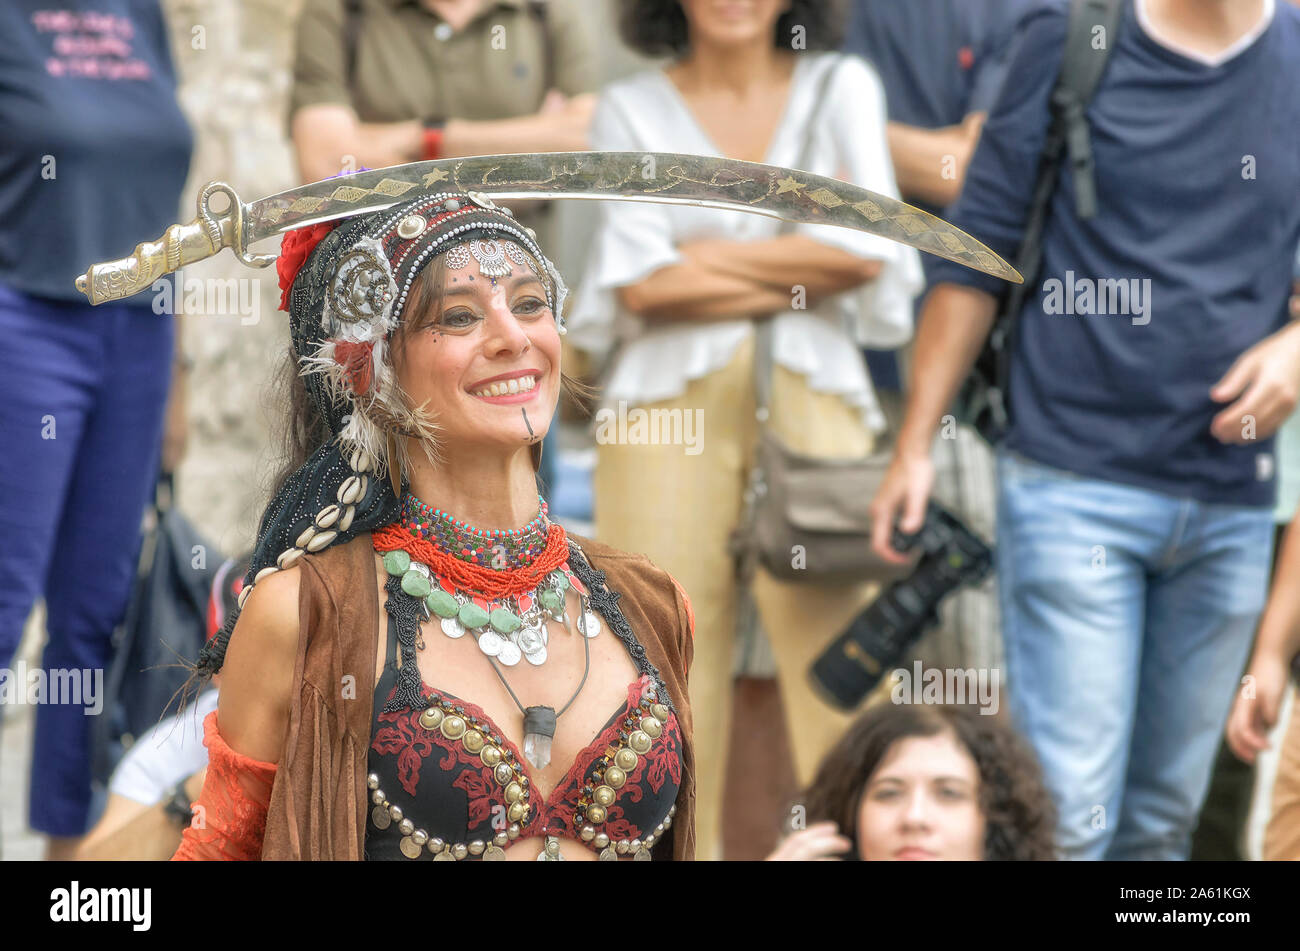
xmin=259 ymin=532 xmax=696 ymax=860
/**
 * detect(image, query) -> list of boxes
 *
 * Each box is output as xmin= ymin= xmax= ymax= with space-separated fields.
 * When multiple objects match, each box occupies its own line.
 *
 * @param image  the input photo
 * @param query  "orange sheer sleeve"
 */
xmin=172 ymin=710 xmax=278 ymax=861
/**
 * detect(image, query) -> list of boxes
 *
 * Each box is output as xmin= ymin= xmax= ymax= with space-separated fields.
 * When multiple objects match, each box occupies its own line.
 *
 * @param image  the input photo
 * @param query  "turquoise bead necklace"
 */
xmin=399 ymin=492 xmax=549 ymax=570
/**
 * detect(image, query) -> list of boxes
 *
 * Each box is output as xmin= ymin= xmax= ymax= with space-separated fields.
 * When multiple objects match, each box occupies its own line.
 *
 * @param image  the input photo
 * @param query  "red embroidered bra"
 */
xmin=365 ymin=606 xmax=683 ymax=861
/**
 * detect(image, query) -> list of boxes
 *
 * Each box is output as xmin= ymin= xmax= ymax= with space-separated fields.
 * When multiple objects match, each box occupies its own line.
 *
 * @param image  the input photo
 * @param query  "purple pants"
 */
xmin=0 ymin=280 xmax=172 ymax=836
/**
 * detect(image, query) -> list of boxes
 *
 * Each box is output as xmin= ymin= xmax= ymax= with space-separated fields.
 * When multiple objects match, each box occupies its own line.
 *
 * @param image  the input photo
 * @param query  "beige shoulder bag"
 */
xmin=728 ymin=53 xmax=913 ymax=587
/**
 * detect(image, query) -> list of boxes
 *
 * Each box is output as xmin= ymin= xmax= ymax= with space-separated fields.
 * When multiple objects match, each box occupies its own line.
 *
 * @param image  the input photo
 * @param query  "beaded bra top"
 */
xmin=364 ymin=503 xmax=683 ymax=861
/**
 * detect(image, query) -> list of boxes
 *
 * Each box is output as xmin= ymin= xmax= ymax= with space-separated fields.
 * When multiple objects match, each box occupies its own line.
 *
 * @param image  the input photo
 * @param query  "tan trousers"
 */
xmin=1264 ymin=686 xmax=1300 ymax=860
xmin=594 ymin=333 xmax=881 ymax=860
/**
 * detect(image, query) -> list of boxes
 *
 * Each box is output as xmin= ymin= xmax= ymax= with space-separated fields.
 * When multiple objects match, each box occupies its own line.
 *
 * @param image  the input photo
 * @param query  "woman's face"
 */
xmin=678 ymin=0 xmax=790 ymax=48
xmin=856 ymin=731 xmax=986 ymax=861
xmin=394 ymin=242 xmax=560 ymax=460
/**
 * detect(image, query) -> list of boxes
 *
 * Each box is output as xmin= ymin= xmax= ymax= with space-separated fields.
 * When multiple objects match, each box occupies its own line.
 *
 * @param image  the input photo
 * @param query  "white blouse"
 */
xmin=567 ymin=51 xmax=923 ymax=432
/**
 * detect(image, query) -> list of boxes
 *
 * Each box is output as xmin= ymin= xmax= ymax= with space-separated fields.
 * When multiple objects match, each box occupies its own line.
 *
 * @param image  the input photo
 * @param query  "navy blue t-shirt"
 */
xmin=0 ymin=1 xmax=193 ymax=302
xmin=928 ymin=0 xmax=1300 ymax=507
xmin=843 ymin=0 xmax=1036 ymax=149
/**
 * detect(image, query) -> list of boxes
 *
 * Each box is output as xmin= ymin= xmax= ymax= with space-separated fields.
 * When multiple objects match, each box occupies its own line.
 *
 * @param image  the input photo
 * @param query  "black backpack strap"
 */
xmin=1053 ymin=0 xmax=1125 ymax=219
xmin=986 ymin=0 xmax=1124 ymax=437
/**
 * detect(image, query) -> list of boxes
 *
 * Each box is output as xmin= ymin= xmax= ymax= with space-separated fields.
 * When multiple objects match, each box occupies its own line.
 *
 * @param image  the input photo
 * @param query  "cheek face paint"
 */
xmin=521 ymin=407 xmax=537 ymax=441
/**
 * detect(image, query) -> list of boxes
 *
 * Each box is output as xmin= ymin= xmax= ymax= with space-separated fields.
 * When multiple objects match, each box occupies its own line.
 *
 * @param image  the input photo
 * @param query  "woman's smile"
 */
xmin=468 ymin=369 xmax=543 ymax=404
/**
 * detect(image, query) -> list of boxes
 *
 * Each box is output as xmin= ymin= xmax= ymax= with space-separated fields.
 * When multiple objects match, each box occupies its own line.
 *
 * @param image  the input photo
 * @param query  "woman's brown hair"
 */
xmin=798 ymin=703 xmax=1058 ymax=861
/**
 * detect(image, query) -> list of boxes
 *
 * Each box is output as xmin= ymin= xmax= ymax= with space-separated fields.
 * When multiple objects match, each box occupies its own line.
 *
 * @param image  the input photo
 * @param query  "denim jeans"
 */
xmin=0 ymin=282 xmax=172 ymax=836
xmin=996 ymin=450 xmax=1274 ymax=859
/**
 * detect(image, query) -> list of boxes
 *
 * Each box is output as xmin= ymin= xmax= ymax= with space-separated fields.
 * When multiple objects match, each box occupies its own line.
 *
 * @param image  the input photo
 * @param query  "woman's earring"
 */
xmin=386 ymin=429 xmax=402 ymax=497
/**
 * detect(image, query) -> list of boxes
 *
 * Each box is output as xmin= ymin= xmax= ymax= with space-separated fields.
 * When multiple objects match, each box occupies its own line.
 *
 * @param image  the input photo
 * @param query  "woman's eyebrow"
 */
xmin=867 ymin=774 xmax=972 ymax=787
xmin=441 ymin=273 xmax=544 ymax=298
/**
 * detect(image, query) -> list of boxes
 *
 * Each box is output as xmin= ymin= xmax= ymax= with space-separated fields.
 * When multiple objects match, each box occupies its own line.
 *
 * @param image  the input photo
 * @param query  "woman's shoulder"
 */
xmin=296 ymin=531 xmax=382 ymax=592
xmin=236 ymin=533 xmax=377 ymax=637
xmin=593 ymin=67 xmax=675 ymax=132
xmin=568 ymin=534 xmax=695 ymax=642
xmin=598 ymin=66 xmax=669 ymax=104
xmin=236 ymin=564 xmax=301 ymax=638
xmin=814 ymin=50 xmax=885 ymax=100
xmin=568 ymin=533 xmax=663 ymax=576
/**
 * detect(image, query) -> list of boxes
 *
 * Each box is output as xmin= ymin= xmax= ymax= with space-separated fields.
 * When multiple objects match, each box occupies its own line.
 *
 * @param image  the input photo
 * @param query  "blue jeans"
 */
xmin=996 ymin=450 xmax=1274 ymax=860
xmin=0 ymin=282 xmax=172 ymax=837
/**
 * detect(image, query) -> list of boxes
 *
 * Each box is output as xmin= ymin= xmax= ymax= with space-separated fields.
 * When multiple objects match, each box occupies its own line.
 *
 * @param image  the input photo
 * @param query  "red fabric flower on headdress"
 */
xmin=276 ymin=221 xmax=339 ymax=312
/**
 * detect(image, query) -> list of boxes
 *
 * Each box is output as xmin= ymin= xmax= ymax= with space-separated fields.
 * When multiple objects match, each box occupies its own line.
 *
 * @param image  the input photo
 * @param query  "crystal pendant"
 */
xmin=522 ymin=705 xmax=557 ymax=769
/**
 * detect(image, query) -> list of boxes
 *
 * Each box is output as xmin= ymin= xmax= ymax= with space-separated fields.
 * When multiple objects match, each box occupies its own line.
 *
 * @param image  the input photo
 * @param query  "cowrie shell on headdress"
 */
xmin=397 ymin=214 xmax=427 ymax=240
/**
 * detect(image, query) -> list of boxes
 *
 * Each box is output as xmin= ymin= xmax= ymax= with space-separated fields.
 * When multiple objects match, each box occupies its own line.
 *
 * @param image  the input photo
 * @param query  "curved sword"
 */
xmin=74 ymin=151 xmax=1021 ymax=304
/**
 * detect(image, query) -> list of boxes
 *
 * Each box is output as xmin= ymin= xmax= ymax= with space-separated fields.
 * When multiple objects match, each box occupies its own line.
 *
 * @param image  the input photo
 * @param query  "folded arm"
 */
xmin=887 ymin=114 xmax=987 ymax=209
xmin=617 ymin=235 xmax=882 ymax=323
xmin=291 ymin=101 xmax=594 ymax=186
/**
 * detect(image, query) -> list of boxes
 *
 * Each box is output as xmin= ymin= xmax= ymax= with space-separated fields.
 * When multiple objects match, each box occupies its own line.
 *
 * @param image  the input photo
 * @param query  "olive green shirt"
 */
xmin=291 ymin=0 xmax=598 ymax=123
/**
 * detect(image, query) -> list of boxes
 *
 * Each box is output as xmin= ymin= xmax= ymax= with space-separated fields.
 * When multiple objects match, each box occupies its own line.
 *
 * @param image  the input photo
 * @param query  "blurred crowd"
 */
xmin=2 ymin=0 xmax=1299 ymax=862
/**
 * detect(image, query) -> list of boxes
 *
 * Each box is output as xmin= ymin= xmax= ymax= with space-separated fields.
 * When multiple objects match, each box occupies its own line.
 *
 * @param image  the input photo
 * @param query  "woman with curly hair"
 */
xmin=768 ymin=703 xmax=1057 ymax=860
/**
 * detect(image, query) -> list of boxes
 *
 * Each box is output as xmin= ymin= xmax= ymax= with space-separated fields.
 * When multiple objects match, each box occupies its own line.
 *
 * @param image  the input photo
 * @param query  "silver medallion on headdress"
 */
xmin=468 ymin=239 xmax=512 ymax=277
xmin=503 ymin=242 xmax=544 ymax=282
xmin=444 ymin=244 xmax=471 ymax=270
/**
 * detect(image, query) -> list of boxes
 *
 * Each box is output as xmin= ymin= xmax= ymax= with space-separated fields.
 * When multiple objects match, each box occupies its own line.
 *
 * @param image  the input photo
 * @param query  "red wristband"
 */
xmin=420 ymin=126 xmax=444 ymax=161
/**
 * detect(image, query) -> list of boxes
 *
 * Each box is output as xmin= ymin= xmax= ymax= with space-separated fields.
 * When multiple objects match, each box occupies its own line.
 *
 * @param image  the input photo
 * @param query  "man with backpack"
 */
xmin=870 ymin=0 xmax=1300 ymax=859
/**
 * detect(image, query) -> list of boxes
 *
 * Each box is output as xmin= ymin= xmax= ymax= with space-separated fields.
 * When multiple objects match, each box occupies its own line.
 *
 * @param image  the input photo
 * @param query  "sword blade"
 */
xmin=247 ymin=151 xmax=1021 ymax=284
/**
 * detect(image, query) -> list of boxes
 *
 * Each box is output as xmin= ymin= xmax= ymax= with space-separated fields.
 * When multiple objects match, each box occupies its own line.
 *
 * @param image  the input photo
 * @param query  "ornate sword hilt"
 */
xmin=74 ymin=182 xmax=275 ymax=305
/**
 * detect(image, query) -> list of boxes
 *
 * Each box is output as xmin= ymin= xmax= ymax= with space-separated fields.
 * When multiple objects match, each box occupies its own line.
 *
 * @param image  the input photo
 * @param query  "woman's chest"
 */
xmin=676 ymin=95 xmax=785 ymax=164
xmin=361 ymin=561 xmax=684 ymax=860
xmin=371 ymin=597 xmax=645 ymax=794
xmin=366 ymin=670 xmax=681 ymax=860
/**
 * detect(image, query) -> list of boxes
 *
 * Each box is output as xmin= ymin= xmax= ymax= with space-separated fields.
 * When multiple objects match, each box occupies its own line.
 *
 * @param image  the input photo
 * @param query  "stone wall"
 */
xmin=163 ymin=0 xmax=304 ymax=558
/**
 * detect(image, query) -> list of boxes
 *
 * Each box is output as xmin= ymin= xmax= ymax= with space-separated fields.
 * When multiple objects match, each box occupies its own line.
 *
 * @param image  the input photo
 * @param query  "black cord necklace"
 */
xmin=487 ymin=617 xmax=592 ymax=772
xmin=487 ymin=613 xmax=592 ymax=862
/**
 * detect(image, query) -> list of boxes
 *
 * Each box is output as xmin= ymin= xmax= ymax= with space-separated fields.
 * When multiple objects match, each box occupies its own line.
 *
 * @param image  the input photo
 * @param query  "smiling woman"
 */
xmin=170 ymin=191 xmax=697 ymax=862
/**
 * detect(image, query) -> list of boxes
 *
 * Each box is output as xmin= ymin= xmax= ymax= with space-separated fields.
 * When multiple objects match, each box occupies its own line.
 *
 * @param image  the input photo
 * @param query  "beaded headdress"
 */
xmin=193 ymin=191 xmax=569 ymax=682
